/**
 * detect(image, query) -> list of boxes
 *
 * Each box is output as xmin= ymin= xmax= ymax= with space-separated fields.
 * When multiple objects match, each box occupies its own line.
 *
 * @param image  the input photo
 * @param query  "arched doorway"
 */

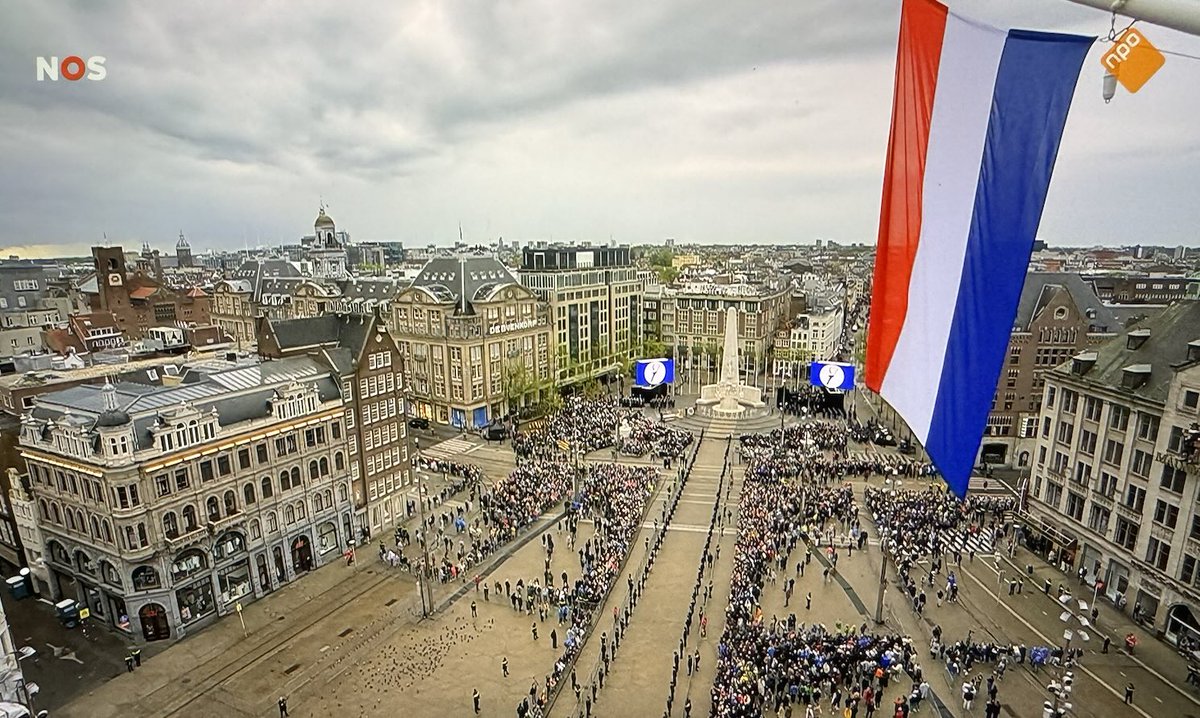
xmin=1167 ymin=604 xmax=1200 ymax=647
xmin=139 ymin=603 xmax=170 ymax=641
xmin=1018 ymin=451 xmax=1030 ymax=468
xmin=291 ymin=535 xmax=313 ymax=573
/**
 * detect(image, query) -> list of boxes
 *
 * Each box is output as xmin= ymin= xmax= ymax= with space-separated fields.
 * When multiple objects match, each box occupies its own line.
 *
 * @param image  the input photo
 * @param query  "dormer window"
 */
xmin=1188 ymin=340 xmax=1200 ymax=364
xmin=1127 ymin=328 xmax=1151 ymax=350
xmin=1121 ymin=364 xmax=1151 ymax=390
xmin=1071 ymin=352 xmax=1097 ymax=376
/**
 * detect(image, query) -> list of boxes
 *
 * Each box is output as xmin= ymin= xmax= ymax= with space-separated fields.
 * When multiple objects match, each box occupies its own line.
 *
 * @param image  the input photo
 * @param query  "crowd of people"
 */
xmin=712 ymin=470 xmax=930 ymax=717
xmin=514 ymin=462 xmax=661 ymax=717
xmin=865 ymin=487 xmax=1016 ymax=595
xmin=619 ymin=412 xmax=694 ymax=460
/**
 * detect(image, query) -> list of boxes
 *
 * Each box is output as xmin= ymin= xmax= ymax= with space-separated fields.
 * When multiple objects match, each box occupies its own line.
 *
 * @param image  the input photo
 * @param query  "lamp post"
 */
xmin=1049 ymin=593 xmax=1090 ymax=718
xmin=402 ymin=378 xmax=434 ymax=618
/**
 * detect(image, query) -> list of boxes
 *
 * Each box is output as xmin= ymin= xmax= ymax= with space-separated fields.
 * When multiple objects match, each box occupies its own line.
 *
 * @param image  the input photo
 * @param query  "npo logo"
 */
xmin=36 ymin=56 xmax=107 ymax=82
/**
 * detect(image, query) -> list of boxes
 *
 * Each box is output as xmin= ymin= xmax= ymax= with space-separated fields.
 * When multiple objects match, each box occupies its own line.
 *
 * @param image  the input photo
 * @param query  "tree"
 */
xmin=641 ymin=337 xmax=667 ymax=361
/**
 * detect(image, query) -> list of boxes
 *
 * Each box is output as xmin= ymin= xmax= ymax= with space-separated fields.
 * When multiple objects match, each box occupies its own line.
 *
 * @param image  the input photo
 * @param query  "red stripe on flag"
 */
xmin=866 ymin=0 xmax=948 ymax=392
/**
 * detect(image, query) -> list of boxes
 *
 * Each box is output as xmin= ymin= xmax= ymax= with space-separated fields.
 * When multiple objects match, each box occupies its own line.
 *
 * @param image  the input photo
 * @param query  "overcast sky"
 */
xmin=2 ymin=0 xmax=1199 ymax=258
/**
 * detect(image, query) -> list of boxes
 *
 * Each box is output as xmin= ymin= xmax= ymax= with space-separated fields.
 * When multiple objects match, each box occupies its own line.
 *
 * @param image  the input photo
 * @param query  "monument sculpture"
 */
xmin=697 ymin=306 xmax=765 ymax=417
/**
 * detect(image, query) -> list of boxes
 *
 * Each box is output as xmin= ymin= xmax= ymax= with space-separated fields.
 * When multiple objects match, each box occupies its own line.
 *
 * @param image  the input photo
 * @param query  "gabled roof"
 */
xmin=1014 ymin=273 xmax=1117 ymax=332
xmin=410 ymin=255 xmax=518 ymax=315
xmin=260 ymin=314 xmax=379 ymax=371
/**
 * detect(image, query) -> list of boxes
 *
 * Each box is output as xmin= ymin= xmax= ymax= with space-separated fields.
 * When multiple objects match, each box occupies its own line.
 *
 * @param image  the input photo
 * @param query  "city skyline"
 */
xmin=3 ymin=0 xmax=1200 ymax=258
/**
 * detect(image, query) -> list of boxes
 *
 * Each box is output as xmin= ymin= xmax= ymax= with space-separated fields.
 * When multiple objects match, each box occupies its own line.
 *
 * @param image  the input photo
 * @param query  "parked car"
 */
xmin=408 ymin=417 xmax=430 ymax=430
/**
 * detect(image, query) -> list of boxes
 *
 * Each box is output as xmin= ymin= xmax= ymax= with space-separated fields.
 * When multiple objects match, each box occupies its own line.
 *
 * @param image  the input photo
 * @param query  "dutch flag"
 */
xmin=866 ymin=0 xmax=1093 ymax=497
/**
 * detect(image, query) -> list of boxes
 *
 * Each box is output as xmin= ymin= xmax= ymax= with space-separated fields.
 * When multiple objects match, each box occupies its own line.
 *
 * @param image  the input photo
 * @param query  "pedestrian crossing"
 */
xmin=938 ymin=527 xmax=997 ymax=557
xmin=421 ymin=437 xmax=479 ymax=460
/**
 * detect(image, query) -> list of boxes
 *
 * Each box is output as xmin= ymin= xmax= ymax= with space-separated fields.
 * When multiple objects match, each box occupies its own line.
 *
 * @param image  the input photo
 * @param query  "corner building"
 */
xmin=1026 ymin=300 xmax=1200 ymax=645
xmin=16 ymin=355 xmax=355 ymax=643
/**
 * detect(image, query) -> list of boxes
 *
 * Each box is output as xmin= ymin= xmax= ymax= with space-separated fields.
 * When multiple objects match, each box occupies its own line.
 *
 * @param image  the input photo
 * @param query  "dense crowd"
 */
xmin=512 ymin=397 xmax=617 ymax=458
xmin=864 ymin=487 xmax=1016 ymax=591
xmin=619 ymin=413 xmax=693 ymax=459
xmin=713 ymin=472 xmax=913 ymax=716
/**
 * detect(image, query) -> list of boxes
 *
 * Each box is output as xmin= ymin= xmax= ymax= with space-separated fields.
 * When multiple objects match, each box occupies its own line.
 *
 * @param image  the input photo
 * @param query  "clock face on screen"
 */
xmin=644 ymin=360 xmax=667 ymax=386
xmin=818 ymin=363 xmax=845 ymax=389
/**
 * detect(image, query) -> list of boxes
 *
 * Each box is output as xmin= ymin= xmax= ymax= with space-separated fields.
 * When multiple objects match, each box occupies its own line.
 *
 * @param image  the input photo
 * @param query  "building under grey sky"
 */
xmin=2 ymin=0 xmax=1199 ymax=257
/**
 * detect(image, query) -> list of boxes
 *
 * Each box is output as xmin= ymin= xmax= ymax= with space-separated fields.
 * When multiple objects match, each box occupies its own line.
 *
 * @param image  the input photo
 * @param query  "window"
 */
xmin=1065 ymin=492 xmax=1085 ymax=521
xmin=1182 ymin=555 xmax=1198 ymax=585
xmin=280 ymin=471 xmax=291 ymax=492
xmin=1146 ymin=537 xmax=1171 ymax=571
xmin=1114 ymin=517 xmax=1138 ymax=550
xmin=1131 ymin=449 xmax=1153 ymax=477
xmin=1087 ymin=505 xmax=1111 ymax=534
xmin=1083 ymin=397 xmax=1103 ymax=421
xmin=1161 ymin=464 xmax=1187 ymax=494
xmin=1137 ymin=414 xmax=1160 ymax=442
xmin=1184 ymin=390 xmax=1200 ymax=411
xmin=206 ymin=496 xmax=220 ymax=522
xmin=1154 ymin=499 xmax=1180 ymax=529
xmin=1062 ymin=389 xmax=1078 ymax=413
xmin=1168 ymin=425 xmax=1188 ymax=454
xmin=256 ymin=444 xmax=269 ymax=464
xmin=155 ymin=475 xmax=171 ymax=497
xmin=261 ymin=476 xmax=273 ymax=499
xmin=1078 ymin=429 xmax=1096 ymax=455
xmin=183 ymin=505 xmax=198 ymax=531
xmin=1190 ymin=515 xmax=1200 ymax=541
xmin=267 ymin=512 xmax=278 ymax=533
xmin=237 ymin=448 xmax=251 ymax=470
xmin=1044 ymin=482 xmax=1063 ymax=507
xmin=1097 ymin=471 xmax=1119 ymax=498
xmin=200 ymin=460 xmax=215 ymax=483
xmin=1102 ymin=439 xmax=1124 ymax=466
xmin=1073 ymin=461 xmax=1092 ymax=486
xmin=1056 ymin=422 xmax=1074 ymax=445
xmin=1124 ymin=484 xmax=1146 ymax=512
xmin=163 ymin=512 xmax=179 ymax=539
xmin=217 ymin=455 xmax=232 ymax=476
xmin=1046 ymin=386 xmax=1057 ymax=408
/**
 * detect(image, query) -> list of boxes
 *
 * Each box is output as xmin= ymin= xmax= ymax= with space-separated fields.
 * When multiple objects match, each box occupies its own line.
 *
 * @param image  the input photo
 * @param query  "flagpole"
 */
xmin=1061 ymin=0 xmax=1200 ymax=37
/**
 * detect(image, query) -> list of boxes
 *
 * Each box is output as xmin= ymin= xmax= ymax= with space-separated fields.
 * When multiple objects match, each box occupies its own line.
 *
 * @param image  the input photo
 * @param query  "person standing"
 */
xmin=1125 ymin=682 xmax=1135 ymax=705
xmin=278 ymin=696 xmax=289 ymax=717
xmin=502 ymin=656 xmax=509 ymax=677
xmin=473 ymin=688 xmax=481 ymax=714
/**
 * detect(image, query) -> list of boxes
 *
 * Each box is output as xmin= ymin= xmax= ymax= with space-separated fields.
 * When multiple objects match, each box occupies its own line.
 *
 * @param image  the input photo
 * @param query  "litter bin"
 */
xmin=1044 ymin=579 xmax=1052 ymax=595
xmin=1027 ymin=564 xmax=1034 ymax=575
xmin=5 ymin=575 xmax=29 ymax=600
xmin=55 ymin=598 xmax=81 ymax=628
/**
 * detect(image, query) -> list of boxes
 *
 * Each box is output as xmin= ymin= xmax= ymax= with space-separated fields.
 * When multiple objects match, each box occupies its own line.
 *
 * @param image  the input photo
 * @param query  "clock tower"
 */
xmin=91 ymin=245 xmax=131 ymax=315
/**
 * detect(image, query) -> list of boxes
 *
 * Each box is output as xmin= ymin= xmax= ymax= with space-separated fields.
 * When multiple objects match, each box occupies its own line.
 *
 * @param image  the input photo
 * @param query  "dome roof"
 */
xmin=315 ymin=208 xmax=335 ymax=227
xmin=95 ymin=409 xmax=131 ymax=428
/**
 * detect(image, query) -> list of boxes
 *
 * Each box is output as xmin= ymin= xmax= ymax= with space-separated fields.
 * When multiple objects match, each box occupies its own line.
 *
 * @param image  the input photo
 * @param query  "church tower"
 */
xmin=308 ymin=207 xmax=347 ymax=280
xmin=176 ymin=231 xmax=193 ymax=268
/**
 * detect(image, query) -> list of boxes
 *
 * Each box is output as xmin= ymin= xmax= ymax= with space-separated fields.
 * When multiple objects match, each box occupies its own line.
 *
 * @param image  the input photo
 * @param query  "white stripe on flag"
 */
xmin=880 ymin=13 xmax=1007 ymax=443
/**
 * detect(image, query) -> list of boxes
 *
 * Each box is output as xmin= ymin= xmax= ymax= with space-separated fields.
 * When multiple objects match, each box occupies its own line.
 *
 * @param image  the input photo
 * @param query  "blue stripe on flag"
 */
xmin=925 ymin=29 xmax=1093 ymax=498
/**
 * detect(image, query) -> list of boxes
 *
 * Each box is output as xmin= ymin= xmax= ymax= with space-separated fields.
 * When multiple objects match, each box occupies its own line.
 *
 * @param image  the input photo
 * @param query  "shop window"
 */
xmin=213 ymin=532 xmax=247 ymax=561
xmin=171 ymin=550 xmax=207 ymax=583
xmin=176 ymin=580 xmax=215 ymax=624
xmin=132 ymin=566 xmax=161 ymax=590
xmin=318 ymin=521 xmax=338 ymax=554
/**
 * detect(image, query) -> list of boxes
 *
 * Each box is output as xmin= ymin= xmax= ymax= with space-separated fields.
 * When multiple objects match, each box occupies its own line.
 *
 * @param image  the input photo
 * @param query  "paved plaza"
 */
xmin=41 ymin=404 xmax=1200 ymax=718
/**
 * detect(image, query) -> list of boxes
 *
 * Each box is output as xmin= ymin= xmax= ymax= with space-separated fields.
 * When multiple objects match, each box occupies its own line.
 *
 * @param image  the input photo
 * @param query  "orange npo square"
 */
xmin=1101 ymin=28 xmax=1166 ymax=93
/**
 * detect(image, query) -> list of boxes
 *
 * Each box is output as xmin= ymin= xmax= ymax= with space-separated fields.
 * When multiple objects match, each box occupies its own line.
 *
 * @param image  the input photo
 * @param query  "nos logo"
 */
xmin=36 ymin=56 xmax=107 ymax=82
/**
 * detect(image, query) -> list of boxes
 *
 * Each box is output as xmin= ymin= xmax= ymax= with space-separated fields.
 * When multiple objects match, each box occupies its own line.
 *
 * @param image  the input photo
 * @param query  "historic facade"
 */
xmin=391 ymin=255 xmax=553 ymax=428
xmin=981 ymin=273 xmax=1118 ymax=468
xmin=257 ymin=312 xmax=412 ymax=538
xmin=16 ymin=355 xmax=355 ymax=643
xmin=1026 ymin=300 xmax=1200 ymax=645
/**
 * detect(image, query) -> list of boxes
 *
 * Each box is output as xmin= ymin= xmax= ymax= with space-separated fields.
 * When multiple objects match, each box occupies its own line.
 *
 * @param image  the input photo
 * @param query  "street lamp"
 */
xmin=1048 ymin=593 xmax=1090 ymax=718
xmin=401 ymin=377 xmax=434 ymax=619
